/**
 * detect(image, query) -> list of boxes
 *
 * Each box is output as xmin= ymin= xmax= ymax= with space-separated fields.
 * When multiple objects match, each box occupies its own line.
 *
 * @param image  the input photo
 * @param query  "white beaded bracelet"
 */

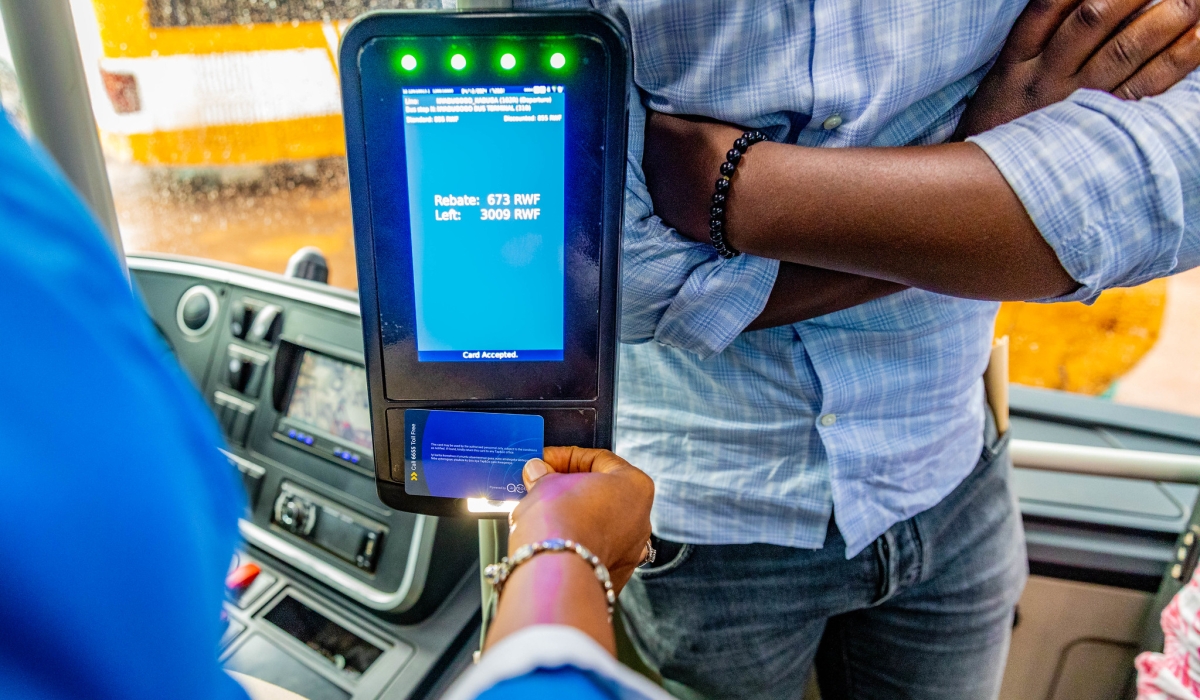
xmin=483 ymin=538 xmax=616 ymax=621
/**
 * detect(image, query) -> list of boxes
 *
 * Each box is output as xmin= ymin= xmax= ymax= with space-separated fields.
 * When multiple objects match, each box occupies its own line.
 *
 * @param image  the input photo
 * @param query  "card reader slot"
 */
xmin=385 ymin=407 xmax=594 ymax=484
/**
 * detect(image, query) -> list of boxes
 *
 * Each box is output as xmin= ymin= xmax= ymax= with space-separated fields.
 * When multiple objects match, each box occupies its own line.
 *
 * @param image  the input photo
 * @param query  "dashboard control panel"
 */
xmin=273 ymin=482 xmax=385 ymax=573
xmin=129 ymin=254 xmax=476 ymax=623
xmin=130 ymin=254 xmax=481 ymax=699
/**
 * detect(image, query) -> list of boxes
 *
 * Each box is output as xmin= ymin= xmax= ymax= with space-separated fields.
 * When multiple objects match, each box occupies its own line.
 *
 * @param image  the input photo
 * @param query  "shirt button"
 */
xmin=822 ymin=114 xmax=843 ymax=130
xmin=820 ymin=413 xmax=837 ymax=427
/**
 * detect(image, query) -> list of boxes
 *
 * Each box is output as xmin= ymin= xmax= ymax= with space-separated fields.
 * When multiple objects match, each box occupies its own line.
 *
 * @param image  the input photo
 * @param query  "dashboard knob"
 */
xmin=229 ymin=300 xmax=247 ymax=338
xmin=274 ymin=493 xmax=317 ymax=536
xmin=227 ymin=356 xmax=249 ymax=392
xmin=175 ymin=285 xmax=218 ymax=336
xmin=247 ymin=304 xmax=283 ymax=344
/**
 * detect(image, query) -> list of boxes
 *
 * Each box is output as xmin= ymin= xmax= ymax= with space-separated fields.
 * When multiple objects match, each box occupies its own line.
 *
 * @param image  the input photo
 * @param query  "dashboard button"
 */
xmin=180 ymin=290 xmax=211 ymax=330
xmin=229 ymin=300 xmax=248 ymax=339
xmin=227 ymin=356 xmax=248 ymax=391
xmin=247 ymin=304 xmax=283 ymax=344
xmin=225 ymin=562 xmax=260 ymax=591
xmin=235 ymin=571 xmax=277 ymax=609
xmin=219 ymin=618 xmax=245 ymax=648
xmin=231 ymin=409 xmax=253 ymax=446
xmin=176 ymin=285 xmax=218 ymax=336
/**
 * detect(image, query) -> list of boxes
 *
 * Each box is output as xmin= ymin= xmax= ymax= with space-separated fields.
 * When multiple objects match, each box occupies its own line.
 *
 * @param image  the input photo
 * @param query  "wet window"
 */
xmin=0 ymin=12 xmax=29 ymax=133
xmin=150 ymin=0 xmax=444 ymax=28
xmin=70 ymin=0 xmax=445 ymax=290
xmin=998 ymin=274 xmax=1200 ymax=417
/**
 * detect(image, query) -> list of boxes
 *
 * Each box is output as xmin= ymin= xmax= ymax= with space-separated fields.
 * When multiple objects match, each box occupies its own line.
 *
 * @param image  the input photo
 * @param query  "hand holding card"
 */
xmin=509 ymin=446 xmax=655 ymax=594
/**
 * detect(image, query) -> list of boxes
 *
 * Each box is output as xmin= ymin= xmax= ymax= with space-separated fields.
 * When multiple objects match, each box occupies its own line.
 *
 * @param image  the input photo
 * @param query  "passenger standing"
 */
xmin=516 ymin=1 xmax=1200 ymax=698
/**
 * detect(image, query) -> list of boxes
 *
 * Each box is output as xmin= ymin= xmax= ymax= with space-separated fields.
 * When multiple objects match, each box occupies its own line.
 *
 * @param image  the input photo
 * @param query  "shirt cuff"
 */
xmin=441 ymin=625 xmax=670 ymax=700
xmin=650 ymin=251 xmax=780 ymax=359
xmin=968 ymin=87 xmax=1186 ymax=304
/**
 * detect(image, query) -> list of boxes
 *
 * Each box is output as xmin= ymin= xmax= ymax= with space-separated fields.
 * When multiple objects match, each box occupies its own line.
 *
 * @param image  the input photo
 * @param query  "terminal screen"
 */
xmin=286 ymin=352 xmax=373 ymax=450
xmin=401 ymin=85 xmax=565 ymax=363
xmin=356 ymin=33 xmax=611 ymax=402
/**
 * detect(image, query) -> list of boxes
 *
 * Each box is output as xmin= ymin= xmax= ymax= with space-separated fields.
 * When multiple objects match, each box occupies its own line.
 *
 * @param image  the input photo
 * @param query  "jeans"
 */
xmin=620 ymin=422 xmax=1027 ymax=700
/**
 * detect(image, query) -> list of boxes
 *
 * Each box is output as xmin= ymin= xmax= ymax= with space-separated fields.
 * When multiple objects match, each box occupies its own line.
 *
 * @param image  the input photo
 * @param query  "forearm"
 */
xmin=725 ymin=141 xmax=1077 ymax=301
xmin=484 ymin=553 xmax=615 ymax=654
xmin=747 ymin=263 xmax=907 ymax=330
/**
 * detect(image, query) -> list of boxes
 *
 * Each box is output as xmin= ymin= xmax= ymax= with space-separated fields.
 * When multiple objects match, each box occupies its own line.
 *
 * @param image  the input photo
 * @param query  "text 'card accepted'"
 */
xmin=403 ymin=409 xmax=544 ymax=500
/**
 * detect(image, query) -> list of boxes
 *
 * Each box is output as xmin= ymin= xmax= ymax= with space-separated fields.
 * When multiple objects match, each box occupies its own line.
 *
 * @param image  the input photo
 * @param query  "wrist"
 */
xmin=708 ymin=129 xmax=769 ymax=258
xmin=509 ymin=515 xmax=612 ymax=567
xmin=487 ymin=536 xmax=619 ymax=627
xmin=485 ymin=549 xmax=616 ymax=653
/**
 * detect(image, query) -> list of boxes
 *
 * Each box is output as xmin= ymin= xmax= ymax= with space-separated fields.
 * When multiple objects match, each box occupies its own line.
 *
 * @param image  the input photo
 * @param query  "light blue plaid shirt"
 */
xmin=519 ymin=0 xmax=1200 ymax=557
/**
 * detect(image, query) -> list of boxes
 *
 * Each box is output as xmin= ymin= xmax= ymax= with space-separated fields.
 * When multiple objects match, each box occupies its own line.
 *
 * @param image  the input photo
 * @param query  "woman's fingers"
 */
xmin=525 ymin=447 xmax=654 ymax=496
xmin=1045 ymin=0 xmax=1155 ymax=72
xmin=511 ymin=447 xmax=655 ymax=584
xmin=522 ymin=458 xmax=552 ymax=491
xmin=541 ymin=445 xmax=640 ymax=475
xmin=1115 ymin=24 xmax=1200 ymax=98
xmin=1080 ymin=0 xmax=1200 ymax=90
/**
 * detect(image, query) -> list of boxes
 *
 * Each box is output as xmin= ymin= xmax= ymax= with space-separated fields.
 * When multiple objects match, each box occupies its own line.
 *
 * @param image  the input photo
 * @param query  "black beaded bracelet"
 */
xmin=709 ymin=129 xmax=769 ymax=259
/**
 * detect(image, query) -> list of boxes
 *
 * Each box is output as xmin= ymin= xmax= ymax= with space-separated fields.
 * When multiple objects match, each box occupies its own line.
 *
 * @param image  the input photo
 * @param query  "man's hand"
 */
xmin=956 ymin=0 xmax=1200 ymax=138
xmin=509 ymin=446 xmax=654 ymax=594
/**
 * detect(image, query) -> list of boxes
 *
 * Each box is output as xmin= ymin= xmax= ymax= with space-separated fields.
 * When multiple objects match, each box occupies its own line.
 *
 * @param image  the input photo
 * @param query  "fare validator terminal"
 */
xmin=340 ymin=11 xmax=629 ymax=517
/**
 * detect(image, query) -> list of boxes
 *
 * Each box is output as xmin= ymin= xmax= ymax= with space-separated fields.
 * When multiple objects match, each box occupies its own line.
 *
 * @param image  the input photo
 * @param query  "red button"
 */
xmin=225 ymin=562 xmax=261 ymax=591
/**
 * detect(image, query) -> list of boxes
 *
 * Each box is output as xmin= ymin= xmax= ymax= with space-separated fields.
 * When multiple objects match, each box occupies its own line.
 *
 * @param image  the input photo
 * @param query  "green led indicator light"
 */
xmin=500 ymin=53 xmax=516 ymax=70
xmin=450 ymin=53 xmax=467 ymax=70
xmin=400 ymin=54 xmax=417 ymax=71
xmin=549 ymin=52 xmax=566 ymax=69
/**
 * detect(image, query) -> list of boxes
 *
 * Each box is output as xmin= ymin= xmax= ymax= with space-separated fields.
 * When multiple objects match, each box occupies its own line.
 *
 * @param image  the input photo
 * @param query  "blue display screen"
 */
xmin=401 ymin=85 xmax=565 ymax=363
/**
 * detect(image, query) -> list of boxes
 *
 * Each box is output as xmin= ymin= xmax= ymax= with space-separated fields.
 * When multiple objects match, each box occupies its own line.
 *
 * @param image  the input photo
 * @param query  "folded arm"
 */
xmin=643 ymin=0 xmax=1200 ymax=316
xmin=615 ymin=93 xmax=782 ymax=359
xmin=747 ymin=265 xmax=907 ymax=331
xmin=655 ymin=61 xmax=1200 ymax=302
xmin=730 ymin=139 xmax=1078 ymax=299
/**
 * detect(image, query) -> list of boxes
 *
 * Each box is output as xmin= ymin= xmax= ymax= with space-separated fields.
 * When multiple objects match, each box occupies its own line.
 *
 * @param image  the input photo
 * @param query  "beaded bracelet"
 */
xmin=483 ymin=538 xmax=617 ymax=621
xmin=710 ymin=129 xmax=769 ymax=259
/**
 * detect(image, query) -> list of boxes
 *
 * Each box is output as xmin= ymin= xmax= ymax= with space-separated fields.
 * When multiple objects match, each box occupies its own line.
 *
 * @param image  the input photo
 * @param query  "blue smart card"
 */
xmin=403 ymin=410 xmax=543 ymax=500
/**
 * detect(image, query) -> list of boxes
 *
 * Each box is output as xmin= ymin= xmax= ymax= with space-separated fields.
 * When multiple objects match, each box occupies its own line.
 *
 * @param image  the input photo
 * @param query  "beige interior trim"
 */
xmin=1012 ymin=439 xmax=1200 ymax=484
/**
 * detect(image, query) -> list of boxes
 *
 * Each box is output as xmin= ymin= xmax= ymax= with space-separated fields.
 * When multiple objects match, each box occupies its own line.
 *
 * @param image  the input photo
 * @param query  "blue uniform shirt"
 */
xmin=0 ymin=110 xmax=250 ymax=700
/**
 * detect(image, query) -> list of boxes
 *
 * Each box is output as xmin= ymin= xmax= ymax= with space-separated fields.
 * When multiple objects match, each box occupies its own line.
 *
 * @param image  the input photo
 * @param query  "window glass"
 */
xmin=68 ymin=0 xmax=449 ymax=290
xmin=998 ymin=272 xmax=1200 ymax=417
xmin=0 ymin=12 xmax=29 ymax=133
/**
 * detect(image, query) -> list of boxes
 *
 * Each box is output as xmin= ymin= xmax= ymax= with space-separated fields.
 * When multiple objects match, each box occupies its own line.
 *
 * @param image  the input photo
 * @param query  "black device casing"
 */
xmin=340 ymin=11 xmax=629 ymax=517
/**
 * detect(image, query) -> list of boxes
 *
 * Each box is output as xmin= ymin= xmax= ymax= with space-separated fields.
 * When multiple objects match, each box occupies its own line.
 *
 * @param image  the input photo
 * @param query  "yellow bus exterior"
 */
xmin=88 ymin=0 xmax=357 ymax=166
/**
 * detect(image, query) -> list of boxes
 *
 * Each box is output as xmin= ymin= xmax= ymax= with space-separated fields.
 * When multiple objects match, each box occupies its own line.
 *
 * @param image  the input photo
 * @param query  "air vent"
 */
xmin=176 ymin=285 xmax=219 ymax=337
